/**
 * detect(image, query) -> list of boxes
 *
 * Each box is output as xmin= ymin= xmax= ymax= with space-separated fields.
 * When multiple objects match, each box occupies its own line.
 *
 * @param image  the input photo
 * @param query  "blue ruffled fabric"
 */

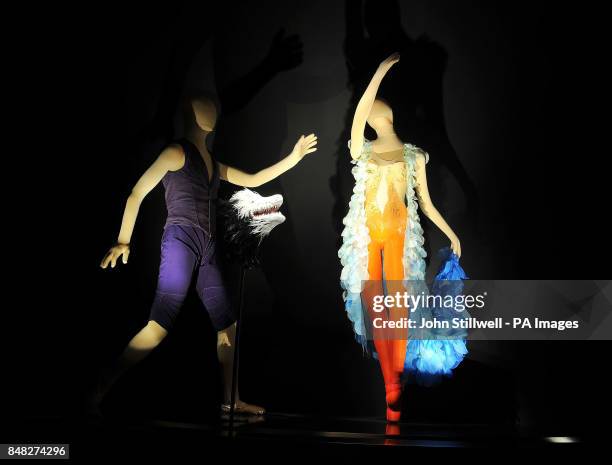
xmin=404 ymin=247 xmax=469 ymax=385
xmin=434 ymin=247 xmax=468 ymax=281
xmin=338 ymin=140 xmax=373 ymax=347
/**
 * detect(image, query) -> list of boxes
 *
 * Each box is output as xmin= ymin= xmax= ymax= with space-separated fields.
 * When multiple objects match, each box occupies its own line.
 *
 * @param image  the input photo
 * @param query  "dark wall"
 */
xmin=13 ymin=0 xmax=610 ymax=434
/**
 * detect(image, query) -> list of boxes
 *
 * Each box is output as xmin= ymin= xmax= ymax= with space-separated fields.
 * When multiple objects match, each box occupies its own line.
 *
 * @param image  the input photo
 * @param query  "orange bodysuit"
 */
xmin=362 ymin=160 xmax=409 ymax=420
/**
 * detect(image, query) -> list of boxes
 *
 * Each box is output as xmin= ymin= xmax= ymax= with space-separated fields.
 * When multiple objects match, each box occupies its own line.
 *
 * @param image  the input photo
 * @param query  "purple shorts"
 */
xmin=149 ymin=224 xmax=235 ymax=331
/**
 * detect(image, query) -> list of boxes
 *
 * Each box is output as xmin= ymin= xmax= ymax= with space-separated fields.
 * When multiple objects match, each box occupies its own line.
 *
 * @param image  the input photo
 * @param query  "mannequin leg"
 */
xmin=383 ymin=233 xmax=407 ymax=375
xmin=364 ymin=239 xmax=401 ymax=420
xmin=196 ymin=243 xmax=264 ymax=415
xmin=93 ymin=321 xmax=168 ymax=406
xmin=90 ymin=226 xmax=196 ymax=412
xmin=217 ymin=323 xmax=265 ymax=414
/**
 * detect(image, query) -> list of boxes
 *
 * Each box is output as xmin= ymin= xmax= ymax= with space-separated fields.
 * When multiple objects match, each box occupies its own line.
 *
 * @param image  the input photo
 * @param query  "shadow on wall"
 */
xmin=330 ymin=0 xmax=479 ymax=261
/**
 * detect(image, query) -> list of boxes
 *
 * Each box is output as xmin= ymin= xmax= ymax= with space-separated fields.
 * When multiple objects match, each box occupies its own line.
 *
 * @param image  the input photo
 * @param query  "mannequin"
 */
xmin=98 ymin=95 xmax=317 ymax=415
xmin=339 ymin=53 xmax=462 ymax=422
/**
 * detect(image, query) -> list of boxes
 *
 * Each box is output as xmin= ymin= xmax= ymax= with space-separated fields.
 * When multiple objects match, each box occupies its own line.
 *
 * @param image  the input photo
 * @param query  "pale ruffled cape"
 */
xmin=338 ymin=140 xmax=467 ymax=383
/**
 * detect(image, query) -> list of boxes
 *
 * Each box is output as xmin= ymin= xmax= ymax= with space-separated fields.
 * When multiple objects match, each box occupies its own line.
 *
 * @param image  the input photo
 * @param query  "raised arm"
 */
xmin=414 ymin=152 xmax=462 ymax=257
xmin=100 ymin=145 xmax=185 ymax=269
xmin=219 ymin=134 xmax=317 ymax=187
xmin=350 ymin=53 xmax=400 ymax=159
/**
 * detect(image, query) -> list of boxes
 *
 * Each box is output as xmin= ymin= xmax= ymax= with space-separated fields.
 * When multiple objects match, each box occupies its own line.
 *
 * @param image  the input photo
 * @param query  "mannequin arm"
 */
xmin=100 ymin=145 xmax=184 ymax=268
xmin=414 ymin=153 xmax=462 ymax=257
xmin=219 ymin=134 xmax=317 ymax=187
xmin=350 ymin=53 xmax=399 ymax=159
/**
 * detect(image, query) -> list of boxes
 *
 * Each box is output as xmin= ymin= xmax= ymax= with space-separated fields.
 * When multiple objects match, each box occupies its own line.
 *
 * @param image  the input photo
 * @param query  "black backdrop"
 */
xmin=9 ymin=0 xmax=611 ymax=438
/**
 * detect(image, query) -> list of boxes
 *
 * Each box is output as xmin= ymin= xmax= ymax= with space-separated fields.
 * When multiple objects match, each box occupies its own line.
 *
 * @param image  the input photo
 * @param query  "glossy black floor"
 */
xmin=5 ymin=411 xmax=590 ymax=460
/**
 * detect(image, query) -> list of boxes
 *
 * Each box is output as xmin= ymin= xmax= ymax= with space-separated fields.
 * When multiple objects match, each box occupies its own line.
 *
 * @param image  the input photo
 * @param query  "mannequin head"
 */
xmin=367 ymin=99 xmax=394 ymax=134
xmin=181 ymin=92 xmax=218 ymax=133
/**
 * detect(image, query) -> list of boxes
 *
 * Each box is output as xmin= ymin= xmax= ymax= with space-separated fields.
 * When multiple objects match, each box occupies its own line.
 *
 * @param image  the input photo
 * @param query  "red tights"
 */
xmin=363 ymin=229 xmax=408 ymax=422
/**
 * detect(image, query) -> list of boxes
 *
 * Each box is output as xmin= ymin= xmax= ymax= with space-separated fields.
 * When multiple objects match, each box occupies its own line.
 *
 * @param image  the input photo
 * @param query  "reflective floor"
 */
xmin=5 ymin=411 xmax=588 ymax=459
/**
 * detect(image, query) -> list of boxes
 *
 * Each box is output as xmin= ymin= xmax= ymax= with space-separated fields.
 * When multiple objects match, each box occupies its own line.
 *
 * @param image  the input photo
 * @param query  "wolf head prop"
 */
xmin=217 ymin=189 xmax=286 ymax=268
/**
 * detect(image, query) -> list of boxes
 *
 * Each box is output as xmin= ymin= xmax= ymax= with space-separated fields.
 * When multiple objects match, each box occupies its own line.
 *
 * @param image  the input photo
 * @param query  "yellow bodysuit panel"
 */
xmin=364 ymin=161 xmax=408 ymax=242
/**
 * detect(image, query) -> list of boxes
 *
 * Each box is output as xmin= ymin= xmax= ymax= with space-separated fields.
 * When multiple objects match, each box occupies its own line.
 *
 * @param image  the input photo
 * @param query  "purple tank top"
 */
xmin=162 ymin=139 xmax=220 ymax=236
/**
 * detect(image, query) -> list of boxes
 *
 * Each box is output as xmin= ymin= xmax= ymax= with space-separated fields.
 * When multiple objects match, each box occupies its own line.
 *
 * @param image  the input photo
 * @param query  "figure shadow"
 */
xmin=211 ymin=24 xmax=308 ymax=330
xmin=331 ymin=0 xmax=479 ymax=260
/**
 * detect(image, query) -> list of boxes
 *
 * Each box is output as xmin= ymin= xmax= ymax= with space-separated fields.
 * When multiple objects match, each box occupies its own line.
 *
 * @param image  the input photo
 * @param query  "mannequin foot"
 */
xmin=385 ymin=383 xmax=402 ymax=410
xmin=221 ymin=400 xmax=266 ymax=415
xmin=385 ymin=383 xmax=402 ymax=422
xmin=385 ymin=423 xmax=401 ymax=436
xmin=386 ymin=407 xmax=401 ymax=423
